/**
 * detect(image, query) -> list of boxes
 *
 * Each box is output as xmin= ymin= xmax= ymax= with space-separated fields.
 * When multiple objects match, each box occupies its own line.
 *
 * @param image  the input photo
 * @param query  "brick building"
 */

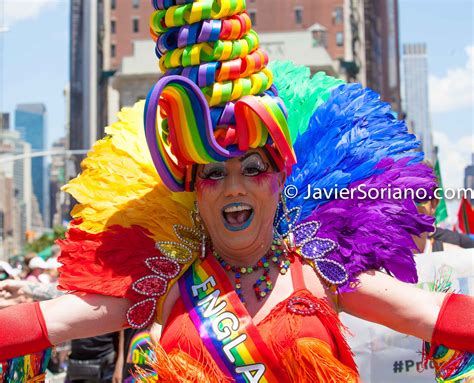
xmin=245 ymin=0 xmax=345 ymax=61
xmin=109 ymin=0 xmax=154 ymax=70
xmin=103 ymin=0 xmax=401 ymax=114
xmin=107 ymin=0 xmax=344 ymax=68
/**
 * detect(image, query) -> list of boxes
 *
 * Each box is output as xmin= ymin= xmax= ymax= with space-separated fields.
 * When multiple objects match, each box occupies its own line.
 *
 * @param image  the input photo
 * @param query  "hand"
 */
xmin=0 ymin=294 xmax=30 ymax=309
xmin=0 ymin=280 xmax=32 ymax=308
xmin=0 ymin=279 xmax=29 ymax=299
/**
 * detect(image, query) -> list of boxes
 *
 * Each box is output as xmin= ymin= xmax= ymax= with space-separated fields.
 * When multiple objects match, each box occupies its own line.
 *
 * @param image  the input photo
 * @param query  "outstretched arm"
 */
xmin=40 ymin=293 xmax=130 ymax=344
xmin=338 ymin=269 xmax=474 ymax=354
xmin=0 ymin=293 xmax=130 ymax=359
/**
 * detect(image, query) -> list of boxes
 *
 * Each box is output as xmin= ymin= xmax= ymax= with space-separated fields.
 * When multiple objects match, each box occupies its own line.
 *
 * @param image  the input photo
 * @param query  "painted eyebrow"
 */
xmin=238 ymin=151 xmax=263 ymax=162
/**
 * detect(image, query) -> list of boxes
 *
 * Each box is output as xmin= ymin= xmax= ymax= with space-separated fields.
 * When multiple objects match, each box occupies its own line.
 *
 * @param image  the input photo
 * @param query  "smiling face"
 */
xmin=195 ymin=149 xmax=285 ymax=264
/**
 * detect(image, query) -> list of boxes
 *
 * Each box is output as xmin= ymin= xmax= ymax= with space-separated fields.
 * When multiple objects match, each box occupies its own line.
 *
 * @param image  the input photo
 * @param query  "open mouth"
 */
xmin=222 ymin=203 xmax=254 ymax=231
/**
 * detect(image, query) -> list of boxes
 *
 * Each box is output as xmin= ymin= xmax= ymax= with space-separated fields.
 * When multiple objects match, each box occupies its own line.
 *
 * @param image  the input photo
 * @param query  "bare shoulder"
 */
xmin=301 ymin=262 xmax=338 ymax=311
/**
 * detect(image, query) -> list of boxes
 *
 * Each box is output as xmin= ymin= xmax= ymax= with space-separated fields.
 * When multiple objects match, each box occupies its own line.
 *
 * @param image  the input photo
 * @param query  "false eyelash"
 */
xmin=241 ymin=160 xmax=269 ymax=175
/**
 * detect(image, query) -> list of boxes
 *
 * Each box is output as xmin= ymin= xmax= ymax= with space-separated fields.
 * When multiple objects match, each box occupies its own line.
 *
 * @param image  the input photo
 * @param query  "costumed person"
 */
xmin=1 ymin=1 xmax=473 ymax=382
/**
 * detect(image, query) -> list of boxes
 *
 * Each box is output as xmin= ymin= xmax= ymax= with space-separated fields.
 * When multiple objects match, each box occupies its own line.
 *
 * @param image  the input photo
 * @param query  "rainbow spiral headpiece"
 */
xmin=145 ymin=0 xmax=296 ymax=191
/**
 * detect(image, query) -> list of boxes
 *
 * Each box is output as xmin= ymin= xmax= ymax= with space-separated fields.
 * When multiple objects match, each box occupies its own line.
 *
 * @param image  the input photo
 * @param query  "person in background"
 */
xmin=0 ymin=278 xmax=62 ymax=307
xmin=416 ymin=197 xmax=474 ymax=253
xmin=26 ymin=256 xmax=52 ymax=284
xmin=66 ymin=333 xmax=119 ymax=383
xmin=0 ymin=261 xmax=21 ymax=282
xmin=115 ymin=328 xmax=157 ymax=382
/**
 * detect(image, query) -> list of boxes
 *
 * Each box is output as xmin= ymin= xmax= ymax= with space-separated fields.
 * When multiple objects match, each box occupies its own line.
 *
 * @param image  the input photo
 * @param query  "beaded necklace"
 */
xmin=212 ymin=238 xmax=290 ymax=304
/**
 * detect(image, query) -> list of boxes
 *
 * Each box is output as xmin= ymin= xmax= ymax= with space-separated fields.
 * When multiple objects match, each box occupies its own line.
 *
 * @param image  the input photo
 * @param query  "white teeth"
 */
xmin=223 ymin=204 xmax=252 ymax=213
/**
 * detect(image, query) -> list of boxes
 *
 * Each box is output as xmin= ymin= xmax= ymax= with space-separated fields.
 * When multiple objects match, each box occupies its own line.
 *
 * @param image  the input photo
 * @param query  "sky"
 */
xmin=399 ymin=0 xmax=474 ymax=220
xmin=0 ymin=0 xmax=68 ymax=148
xmin=0 ymin=0 xmax=473 ymax=220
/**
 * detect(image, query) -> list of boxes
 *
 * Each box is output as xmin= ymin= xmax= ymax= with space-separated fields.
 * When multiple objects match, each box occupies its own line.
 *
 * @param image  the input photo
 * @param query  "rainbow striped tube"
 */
xmin=424 ymin=344 xmax=474 ymax=382
xmin=158 ymin=30 xmax=260 ymax=70
xmin=144 ymin=0 xmax=295 ymax=191
xmin=154 ymin=13 xmax=251 ymax=56
xmin=150 ymin=0 xmax=246 ymax=30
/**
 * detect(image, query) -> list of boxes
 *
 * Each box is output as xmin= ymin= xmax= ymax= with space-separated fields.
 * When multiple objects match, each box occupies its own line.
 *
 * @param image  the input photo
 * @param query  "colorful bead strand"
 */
xmin=213 ymin=239 xmax=290 ymax=303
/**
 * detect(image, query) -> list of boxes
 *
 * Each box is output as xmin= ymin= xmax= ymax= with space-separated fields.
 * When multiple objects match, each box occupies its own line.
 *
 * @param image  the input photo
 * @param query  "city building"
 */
xmin=0 ymin=114 xmax=15 ymax=260
xmin=49 ymin=137 xmax=69 ymax=227
xmin=14 ymin=103 xmax=49 ymax=227
xmin=107 ymin=1 xmax=341 ymax=111
xmin=1 ymin=113 xmax=10 ymax=130
xmin=402 ymin=43 xmax=435 ymax=162
xmin=465 ymin=154 xmax=474 ymax=205
xmin=70 ymin=0 xmax=99 ymax=152
xmin=211 ymin=0 xmax=401 ymax=111
xmin=106 ymin=0 xmax=341 ymax=74
xmin=100 ymin=0 xmax=402 ymax=131
xmin=70 ymin=0 xmax=112 ymax=170
xmin=111 ymin=40 xmax=157 ymax=108
xmin=109 ymin=0 xmax=153 ymax=70
xmin=361 ymin=0 xmax=401 ymax=113
xmin=243 ymin=0 xmax=346 ymax=62
xmin=0 ymin=114 xmax=42 ymax=258
xmin=0 ymin=171 xmax=15 ymax=261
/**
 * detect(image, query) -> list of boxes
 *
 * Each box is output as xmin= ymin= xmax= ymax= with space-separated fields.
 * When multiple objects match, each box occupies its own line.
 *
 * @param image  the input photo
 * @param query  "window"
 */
xmin=312 ymin=30 xmax=327 ymax=48
xmin=111 ymin=20 xmax=116 ymax=34
xmin=132 ymin=17 xmax=139 ymax=33
xmin=336 ymin=32 xmax=344 ymax=47
xmin=294 ymin=7 xmax=303 ymax=25
xmin=333 ymin=7 xmax=343 ymax=24
xmin=132 ymin=0 xmax=139 ymax=8
xmin=249 ymin=10 xmax=256 ymax=26
xmin=111 ymin=0 xmax=116 ymax=10
xmin=111 ymin=44 xmax=116 ymax=58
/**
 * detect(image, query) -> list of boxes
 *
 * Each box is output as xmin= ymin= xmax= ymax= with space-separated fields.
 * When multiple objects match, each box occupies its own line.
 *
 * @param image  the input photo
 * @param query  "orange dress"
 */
xmin=154 ymin=258 xmax=359 ymax=383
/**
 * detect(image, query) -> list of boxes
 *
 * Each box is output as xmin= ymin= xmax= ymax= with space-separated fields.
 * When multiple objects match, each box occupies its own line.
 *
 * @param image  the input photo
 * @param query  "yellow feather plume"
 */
xmin=63 ymin=101 xmax=195 ymax=241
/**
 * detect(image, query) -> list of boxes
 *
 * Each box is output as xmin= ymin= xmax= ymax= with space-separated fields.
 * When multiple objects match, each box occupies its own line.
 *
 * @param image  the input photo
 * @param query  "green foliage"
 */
xmin=24 ymin=225 xmax=66 ymax=254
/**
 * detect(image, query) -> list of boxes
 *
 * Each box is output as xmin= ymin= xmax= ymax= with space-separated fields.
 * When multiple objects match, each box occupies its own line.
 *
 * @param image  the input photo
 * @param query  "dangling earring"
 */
xmin=192 ymin=201 xmax=207 ymax=259
xmin=280 ymin=194 xmax=295 ymax=250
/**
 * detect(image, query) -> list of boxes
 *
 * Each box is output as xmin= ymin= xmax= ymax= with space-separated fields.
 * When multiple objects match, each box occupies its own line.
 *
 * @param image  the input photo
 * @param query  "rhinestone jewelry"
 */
xmin=287 ymin=296 xmax=320 ymax=316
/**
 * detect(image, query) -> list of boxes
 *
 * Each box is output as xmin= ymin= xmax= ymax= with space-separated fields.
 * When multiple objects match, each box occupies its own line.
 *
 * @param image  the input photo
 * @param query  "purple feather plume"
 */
xmin=305 ymin=158 xmax=436 ymax=291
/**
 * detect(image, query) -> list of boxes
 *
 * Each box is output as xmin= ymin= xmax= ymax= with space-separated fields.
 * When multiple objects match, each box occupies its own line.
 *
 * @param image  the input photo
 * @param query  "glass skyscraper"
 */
xmin=402 ymin=43 xmax=434 ymax=163
xmin=15 ymin=104 xmax=49 ymax=227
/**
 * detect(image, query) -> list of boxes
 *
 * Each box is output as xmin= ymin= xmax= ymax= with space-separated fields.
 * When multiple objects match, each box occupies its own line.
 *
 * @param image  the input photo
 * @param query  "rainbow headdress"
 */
xmin=145 ymin=0 xmax=296 ymax=191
